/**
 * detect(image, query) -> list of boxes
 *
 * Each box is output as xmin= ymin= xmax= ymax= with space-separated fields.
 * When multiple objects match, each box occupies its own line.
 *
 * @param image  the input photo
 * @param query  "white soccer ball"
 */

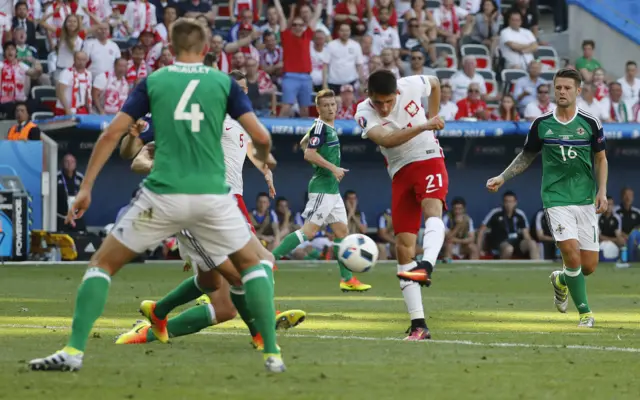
xmin=600 ymin=240 xmax=619 ymax=261
xmin=338 ymin=234 xmax=379 ymax=273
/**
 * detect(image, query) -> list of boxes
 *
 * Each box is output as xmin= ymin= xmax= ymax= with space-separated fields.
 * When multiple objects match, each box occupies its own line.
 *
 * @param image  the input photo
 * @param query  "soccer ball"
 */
xmin=338 ymin=234 xmax=379 ymax=273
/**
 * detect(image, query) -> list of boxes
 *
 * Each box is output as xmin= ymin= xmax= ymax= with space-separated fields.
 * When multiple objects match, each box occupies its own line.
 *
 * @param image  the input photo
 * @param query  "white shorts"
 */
xmin=545 ymin=204 xmax=599 ymax=252
xmin=302 ymin=193 xmax=347 ymax=226
xmin=112 ymin=187 xmax=250 ymax=269
xmin=177 ymin=230 xmax=230 ymax=273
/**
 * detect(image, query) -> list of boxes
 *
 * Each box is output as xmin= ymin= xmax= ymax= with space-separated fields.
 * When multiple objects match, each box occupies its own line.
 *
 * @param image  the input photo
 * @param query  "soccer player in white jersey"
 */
xmin=354 ymin=70 xmax=446 ymax=340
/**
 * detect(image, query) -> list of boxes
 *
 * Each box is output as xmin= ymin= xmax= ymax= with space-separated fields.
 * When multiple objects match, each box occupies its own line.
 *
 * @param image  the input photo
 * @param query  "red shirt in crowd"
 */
xmin=336 ymin=103 xmax=357 ymax=120
xmin=455 ymin=98 xmax=488 ymax=120
xmin=372 ymin=5 xmax=397 ymax=26
xmin=281 ymin=27 xmax=313 ymax=74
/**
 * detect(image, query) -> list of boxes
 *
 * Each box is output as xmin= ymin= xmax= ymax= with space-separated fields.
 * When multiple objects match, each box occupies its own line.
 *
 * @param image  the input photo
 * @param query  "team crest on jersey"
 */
xmin=404 ymin=101 xmax=419 ymax=117
xmin=357 ymin=116 xmax=367 ymax=129
xmin=140 ymin=120 xmax=149 ymax=133
xmin=576 ymin=127 xmax=585 ymax=135
xmin=309 ymin=136 xmax=320 ymax=146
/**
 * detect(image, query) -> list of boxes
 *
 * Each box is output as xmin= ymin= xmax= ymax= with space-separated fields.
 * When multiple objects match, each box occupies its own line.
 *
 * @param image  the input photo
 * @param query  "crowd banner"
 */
xmin=36 ymin=115 xmax=640 ymax=139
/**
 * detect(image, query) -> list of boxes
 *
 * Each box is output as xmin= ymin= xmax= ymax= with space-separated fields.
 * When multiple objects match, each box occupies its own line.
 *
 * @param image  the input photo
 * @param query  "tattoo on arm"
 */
xmin=500 ymin=151 xmax=537 ymax=181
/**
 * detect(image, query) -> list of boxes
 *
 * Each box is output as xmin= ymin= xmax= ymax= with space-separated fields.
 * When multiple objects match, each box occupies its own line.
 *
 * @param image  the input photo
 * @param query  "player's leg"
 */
xmin=574 ymin=204 xmax=600 ymax=326
xmin=272 ymin=193 xmax=326 ymax=259
xmin=29 ymin=188 xmax=177 ymax=371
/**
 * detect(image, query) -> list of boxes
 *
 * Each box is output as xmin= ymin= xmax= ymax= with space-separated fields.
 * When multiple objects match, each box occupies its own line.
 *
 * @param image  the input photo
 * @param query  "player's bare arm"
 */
xmin=300 ymin=132 xmax=310 ymax=151
xmin=119 ymin=119 xmax=146 ymax=159
xmin=238 ymin=113 xmax=272 ymax=164
xmin=131 ymin=142 xmax=155 ymax=174
xmin=246 ymin=141 xmax=277 ymax=170
xmin=366 ymin=116 xmax=445 ymax=148
xmin=304 ymin=148 xmax=348 ymax=182
xmin=486 ymin=150 xmax=537 ymax=192
xmin=594 ymin=150 xmax=608 ymax=214
xmin=426 ymin=76 xmax=440 ymax=118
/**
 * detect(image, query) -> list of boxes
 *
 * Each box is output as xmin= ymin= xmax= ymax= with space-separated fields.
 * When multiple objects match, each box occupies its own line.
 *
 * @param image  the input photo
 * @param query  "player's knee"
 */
xmin=215 ymin=304 xmax=238 ymax=323
xmin=582 ymin=263 xmax=597 ymax=276
xmin=302 ymin=223 xmax=321 ymax=240
xmin=421 ymin=199 xmax=444 ymax=219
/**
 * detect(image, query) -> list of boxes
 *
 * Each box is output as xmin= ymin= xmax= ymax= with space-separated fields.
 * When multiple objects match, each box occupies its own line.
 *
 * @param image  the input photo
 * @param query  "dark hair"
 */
xmin=609 ymin=81 xmax=622 ymax=90
xmin=621 ymin=187 xmax=633 ymax=198
xmin=164 ymin=5 xmax=178 ymax=14
xmin=606 ymin=195 xmax=614 ymax=201
xmin=537 ymin=83 xmax=550 ymax=94
xmin=344 ymin=190 xmax=357 ymax=198
xmin=2 ymin=41 xmax=16 ymax=53
xmin=203 ymin=52 xmax=217 ymax=66
xmin=553 ymin=68 xmax=582 ymax=87
xmin=131 ymin=44 xmax=145 ymax=53
xmin=506 ymin=9 xmax=521 ymax=21
xmin=503 ymin=190 xmax=517 ymax=199
xmin=14 ymin=1 xmax=27 ymax=9
xmin=367 ymin=70 xmax=397 ymax=96
xmin=256 ymin=192 xmax=269 ymax=200
xmin=14 ymin=101 xmax=28 ymax=114
xmin=229 ymin=70 xmax=246 ymax=81
xmin=626 ymin=61 xmax=637 ymax=68
xmin=451 ymin=197 xmax=466 ymax=207
xmin=275 ymin=196 xmax=288 ymax=206
xmin=262 ymin=31 xmax=274 ymax=41
xmin=581 ymin=40 xmax=595 ymax=49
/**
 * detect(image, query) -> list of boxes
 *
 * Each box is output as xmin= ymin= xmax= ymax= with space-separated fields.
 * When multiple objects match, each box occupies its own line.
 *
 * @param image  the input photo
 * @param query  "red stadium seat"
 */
xmin=485 ymin=80 xmax=498 ymax=97
xmin=41 ymin=97 xmax=57 ymax=113
xmin=435 ymin=43 xmax=457 ymax=69
xmin=474 ymin=55 xmax=492 ymax=70
xmin=538 ymin=56 xmax=558 ymax=70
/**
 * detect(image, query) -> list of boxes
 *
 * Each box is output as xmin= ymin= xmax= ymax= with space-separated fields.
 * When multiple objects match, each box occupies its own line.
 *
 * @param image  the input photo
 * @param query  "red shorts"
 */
xmin=391 ymin=158 xmax=449 ymax=235
xmin=234 ymin=194 xmax=256 ymax=234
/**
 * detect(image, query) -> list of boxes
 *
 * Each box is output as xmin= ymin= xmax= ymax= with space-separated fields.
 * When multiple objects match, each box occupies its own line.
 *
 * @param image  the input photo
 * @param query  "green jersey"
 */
xmin=306 ymin=119 xmax=341 ymax=194
xmin=575 ymin=57 xmax=601 ymax=72
xmin=121 ymin=62 xmax=253 ymax=195
xmin=523 ymin=108 xmax=606 ymax=208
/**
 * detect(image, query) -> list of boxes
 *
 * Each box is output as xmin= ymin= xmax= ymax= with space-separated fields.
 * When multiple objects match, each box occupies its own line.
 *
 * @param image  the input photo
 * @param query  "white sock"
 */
xmin=206 ymin=303 xmax=217 ymax=325
xmin=398 ymin=262 xmax=424 ymax=320
xmin=422 ymin=217 xmax=445 ymax=266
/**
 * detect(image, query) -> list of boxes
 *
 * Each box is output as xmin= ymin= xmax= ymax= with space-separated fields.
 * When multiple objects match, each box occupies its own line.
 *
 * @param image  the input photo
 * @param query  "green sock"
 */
xmin=303 ymin=248 xmax=321 ymax=260
xmin=154 ymin=276 xmax=203 ymax=320
xmin=333 ymin=238 xmax=353 ymax=281
xmin=558 ymin=270 xmax=567 ymax=286
xmin=146 ymin=304 xmax=215 ymax=342
xmin=272 ymin=230 xmax=307 ymax=259
xmin=241 ymin=265 xmax=279 ymax=354
xmin=564 ymin=266 xmax=591 ymax=314
xmin=67 ymin=267 xmax=111 ymax=352
xmin=230 ymin=286 xmax=259 ymax=337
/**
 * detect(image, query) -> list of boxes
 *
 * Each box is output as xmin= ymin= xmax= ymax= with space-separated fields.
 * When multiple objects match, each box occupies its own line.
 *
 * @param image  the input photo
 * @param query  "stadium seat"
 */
xmin=426 ymin=0 xmax=441 ymax=10
xmin=41 ymin=97 xmax=57 ymax=112
xmin=114 ymin=39 xmax=129 ymax=50
xmin=434 ymin=43 xmax=457 ymax=69
xmin=434 ymin=68 xmax=457 ymax=82
xmin=31 ymin=85 xmax=55 ymax=102
xmin=35 ymin=34 xmax=48 ymax=57
xmin=38 ymin=59 xmax=49 ymax=74
xmin=477 ymin=69 xmax=496 ymax=81
xmin=32 ymin=111 xmax=54 ymax=121
xmin=540 ymin=71 xmax=556 ymax=82
xmin=461 ymin=44 xmax=490 ymax=57
xmin=501 ymin=69 xmax=527 ymax=94
xmin=474 ymin=55 xmax=492 ymax=70
xmin=538 ymin=56 xmax=558 ymax=70
xmin=485 ymin=79 xmax=498 ymax=97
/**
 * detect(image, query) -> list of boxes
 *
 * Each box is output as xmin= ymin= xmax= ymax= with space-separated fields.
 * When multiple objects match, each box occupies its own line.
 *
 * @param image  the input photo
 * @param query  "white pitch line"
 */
xmin=2 ymin=324 xmax=638 ymax=354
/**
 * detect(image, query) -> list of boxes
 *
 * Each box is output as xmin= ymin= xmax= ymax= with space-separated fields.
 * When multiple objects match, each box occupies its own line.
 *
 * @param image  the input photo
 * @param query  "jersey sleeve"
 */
xmin=120 ymin=78 xmax=150 ymax=120
xmin=139 ymin=116 xmax=155 ymax=144
xmin=402 ymin=75 xmax=432 ymax=99
xmin=516 ymin=210 xmax=529 ymax=229
xmin=523 ymin=117 xmax=543 ymax=153
xmin=226 ymin=78 xmax=254 ymax=120
xmin=355 ymin=105 xmax=384 ymax=139
xmin=589 ymin=117 xmax=606 ymax=153
xmin=307 ymin=122 xmax=327 ymax=149
xmin=378 ymin=214 xmax=386 ymax=229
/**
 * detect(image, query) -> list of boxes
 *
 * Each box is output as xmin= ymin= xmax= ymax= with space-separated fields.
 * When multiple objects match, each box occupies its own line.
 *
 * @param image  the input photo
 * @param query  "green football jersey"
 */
xmin=121 ymin=62 xmax=253 ymax=195
xmin=523 ymin=108 xmax=606 ymax=208
xmin=306 ymin=119 xmax=341 ymax=194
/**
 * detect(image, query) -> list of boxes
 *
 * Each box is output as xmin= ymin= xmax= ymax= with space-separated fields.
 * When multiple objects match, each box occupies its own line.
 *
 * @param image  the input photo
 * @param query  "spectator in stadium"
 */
xmin=274 ymin=196 xmax=296 ymax=239
xmin=592 ymin=68 xmax=609 ymax=101
xmin=250 ymin=192 xmax=281 ymax=250
xmin=55 ymin=50 xmax=91 ymax=116
xmin=6 ymin=102 xmax=40 ymax=141
xmin=234 ymin=23 xmax=261 ymax=63
xmin=599 ymin=196 xmax=625 ymax=249
xmin=455 ymin=82 xmax=488 ymax=120
xmin=368 ymin=55 xmax=383 ymax=75
xmin=367 ymin=4 xmax=400 ymax=57
xmin=459 ymin=0 xmax=482 ymax=14
xmin=524 ymin=83 xmax=555 ymax=121
xmin=39 ymin=14 xmax=98 ymax=76
xmin=149 ymin=0 xmax=178 ymax=24
xmin=245 ymin=56 xmax=276 ymax=117
xmin=614 ymin=188 xmax=640 ymax=241
xmin=181 ymin=0 xmax=215 ymax=24
xmin=575 ymin=40 xmax=601 ymax=83
xmin=300 ymin=3 xmax=331 ymax=38
xmin=512 ymin=59 xmax=545 ymax=114
xmin=210 ymin=31 xmax=258 ymax=74
xmin=108 ymin=8 xmax=129 ymax=41
xmin=499 ymin=9 xmax=537 ymax=70
xmin=310 ymin=29 xmax=328 ymax=92
xmin=125 ymin=44 xmax=148 ymax=88
xmin=155 ymin=46 xmax=174 ymax=68
xmin=13 ymin=27 xmax=49 ymax=88
xmin=12 ymin=2 xmax=38 ymax=49
xmin=92 ymin=57 xmax=129 ymax=115
xmin=57 ymin=153 xmax=86 ymax=232
xmin=80 ymin=0 xmax=113 ymax=26
xmin=336 ymin=84 xmax=356 ymax=120
xmin=0 ymin=41 xmax=41 ymax=119
xmin=450 ymin=56 xmax=487 ymax=102
xmin=153 ymin=6 xmax=177 ymax=46
xmin=360 ymin=35 xmax=373 ymax=75
xmin=504 ymin=0 xmax=539 ymax=37
xmin=469 ymin=0 xmax=500 ymax=57
xmin=260 ymin=31 xmax=283 ymax=82
xmin=258 ymin=6 xmax=281 ymax=43
xmin=83 ymin=23 xmax=121 ymax=77
xmin=324 ymin=23 xmax=365 ymax=93
xmin=600 ymin=82 xmax=633 ymax=123
xmin=333 ymin=0 xmax=366 ymax=38
xmin=344 ymin=190 xmax=367 ymax=235
xmin=42 ymin=0 xmax=79 ymax=50
xmin=372 ymin=0 xmax=398 ymax=27
xmin=402 ymin=0 xmax=436 ymax=39
xmin=432 ymin=0 xmax=471 ymax=49
xmin=376 ymin=208 xmax=395 ymax=261
xmin=618 ymin=61 xmax=640 ymax=106
xmin=478 ymin=191 xmax=539 ymax=260
xmin=439 ymin=82 xmax=458 ymax=121
xmin=231 ymin=51 xmax=246 ymax=73
xmin=123 ymin=0 xmax=157 ymax=42
xmin=399 ymin=18 xmax=435 ymax=65
xmin=491 ymin=94 xmax=520 ymax=121
xmin=403 ymin=48 xmax=435 ymax=77
xmin=532 ymin=208 xmax=556 ymax=260
xmin=229 ymin=0 xmax=259 ymax=24
xmin=577 ymin=83 xmax=609 ymax=122
xmin=443 ymin=197 xmax=479 ymax=260
xmin=380 ymin=47 xmax=400 ymax=78
xmin=274 ymin=0 xmax=322 ymax=117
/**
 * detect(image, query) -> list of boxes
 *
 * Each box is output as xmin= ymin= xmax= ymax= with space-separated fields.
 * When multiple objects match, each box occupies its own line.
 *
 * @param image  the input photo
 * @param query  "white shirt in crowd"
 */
xmin=577 ymin=99 xmax=607 ymax=122
xmin=0 ymin=0 xmax=12 ymax=17
xmin=449 ymin=70 xmax=486 ymax=102
xmin=459 ymin=0 xmax=482 ymax=14
xmin=56 ymin=35 xmax=84 ymax=69
xmin=0 ymin=12 xmax=10 ymax=58
xmin=439 ymin=101 xmax=458 ymax=121
xmin=221 ymin=115 xmax=251 ymax=195
xmin=432 ymin=6 xmax=469 ymax=31
xmin=92 ymin=71 xmax=129 ymax=114
xmin=512 ymin=75 xmax=546 ymax=111
xmin=524 ymin=100 xmax=556 ymax=120
xmin=599 ymin=97 xmax=635 ymax=122
xmin=326 ymin=38 xmax=364 ymax=86
xmin=356 ymin=75 xmax=442 ymax=178
xmin=310 ymin=43 xmax=329 ymax=87
xmin=617 ymin=76 xmax=640 ymax=105
xmin=83 ymin=38 xmax=121 ymax=77
xmin=79 ymin=0 xmax=112 ymax=25
xmin=123 ymin=0 xmax=157 ymax=39
xmin=499 ymin=26 xmax=536 ymax=70
xmin=368 ymin=17 xmax=400 ymax=56
xmin=56 ymin=68 xmax=93 ymax=111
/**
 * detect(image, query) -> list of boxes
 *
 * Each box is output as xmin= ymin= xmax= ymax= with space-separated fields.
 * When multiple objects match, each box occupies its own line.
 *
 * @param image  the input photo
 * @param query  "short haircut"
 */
xmin=367 ymin=69 xmax=397 ymax=96
xmin=553 ymin=68 xmax=582 ymax=87
xmin=451 ymin=197 xmax=466 ymax=207
xmin=503 ymin=190 xmax=517 ymax=199
xmin=626 ymin=60 xmax=637 ymax=68
xmin=275 ymin=196 xmax=288 ymax=205
xmin=621 ymin=186 xmax=633 ymax=197
xmin=609 ymin=81 xmax=622 ymax=90
xmin=315 ymin=88 xmax=335 ymax=105
xmin=170 ymin=18 xmax=207 ymax=56
xmin=131 ymin=44 xmax=145 ymax=53
xmin=229 ymin=69 xmax=246 ymax=82
xmin=256 ymin=192 xmax=269 ymax=200
xmin=203 ymin=52 xmax=217 ymax=66
xmin=15 ymin=101 xmax=28 ymax=111
xmin=537 ymin=83 xmax=550 ymax=93
xmin=581 ymin=39 xmax=595 ymax=48
xmin=344 ymin=190 xmax=357 ymax=198
xmin=15 ymin=1 xmax=27 ymax=9
xmin=2 ymin=41 xmax=16 ymax=53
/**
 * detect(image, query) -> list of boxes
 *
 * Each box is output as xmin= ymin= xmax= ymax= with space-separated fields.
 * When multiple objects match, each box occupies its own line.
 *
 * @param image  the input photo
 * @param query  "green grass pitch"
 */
xmin=0 ymin=261 xmax=639 ymax=400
